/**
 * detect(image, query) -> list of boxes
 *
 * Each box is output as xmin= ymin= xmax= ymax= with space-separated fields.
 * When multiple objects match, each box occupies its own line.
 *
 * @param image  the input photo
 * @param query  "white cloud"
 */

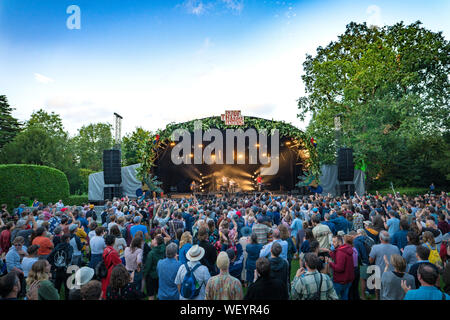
xmin=182 ymin=0 xmax=207 ymax=15
xmin=34 ymin=73 xmax=54 ymax=84
xmin=366 ymin=5 xmax=383 ymax=27
xmin=221 ymin=0 xmax=244 ymax=14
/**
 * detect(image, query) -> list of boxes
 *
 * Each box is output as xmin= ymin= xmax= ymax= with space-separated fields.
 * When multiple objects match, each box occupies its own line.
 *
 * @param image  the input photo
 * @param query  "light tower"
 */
xmin=113 ymin=112 xmax=123 ymax=150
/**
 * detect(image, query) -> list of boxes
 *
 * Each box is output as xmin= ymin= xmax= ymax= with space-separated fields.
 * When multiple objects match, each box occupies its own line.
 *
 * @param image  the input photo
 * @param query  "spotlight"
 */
xmin=198 ymin=144 xmax=203 ymax=148
xmin=255 ymin=143 xmax=260 ymax=147
xmin=170 ymin=142 xmax=176 ymax=147
xmin=190 ymin=153 xmax=194 ymax=158
xmin=285 ymin=141 xmax=291 ymax=146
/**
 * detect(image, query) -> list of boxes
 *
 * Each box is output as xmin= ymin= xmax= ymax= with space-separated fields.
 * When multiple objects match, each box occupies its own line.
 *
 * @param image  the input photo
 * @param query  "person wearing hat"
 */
xmin=174 ymin=244 xmax=211 ymax=300
xmin=25 ymin=259 xmax=59 ymax=300
xmin=85 ymin=205 xmax=97 ymax=223
xmin=67 ymin=266 xmax=95 ymax=300
xmin=205 ymin=251 xmax=243 ymax=300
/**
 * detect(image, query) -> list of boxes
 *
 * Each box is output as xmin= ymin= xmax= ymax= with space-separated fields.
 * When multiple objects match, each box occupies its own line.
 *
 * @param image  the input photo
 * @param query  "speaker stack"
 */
xmin=337 ymin=148 xmax=355 ymax=196
xmin=103 ymin=150 xmax=122 ymax=200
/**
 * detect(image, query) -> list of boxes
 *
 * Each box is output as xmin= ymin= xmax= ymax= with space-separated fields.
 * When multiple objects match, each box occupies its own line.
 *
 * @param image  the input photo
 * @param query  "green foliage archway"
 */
xmin=136 ymin=116 xmax=320 ymax=184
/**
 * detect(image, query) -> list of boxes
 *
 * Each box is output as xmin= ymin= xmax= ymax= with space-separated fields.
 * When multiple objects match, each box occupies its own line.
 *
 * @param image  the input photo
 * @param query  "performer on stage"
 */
xmin=229 ymin=178 xmax=235 ymax=193
xmin=190 ymin=180 xmax=198 ymax=193
xmin=256 ymin=175 xmax=262 ymax=192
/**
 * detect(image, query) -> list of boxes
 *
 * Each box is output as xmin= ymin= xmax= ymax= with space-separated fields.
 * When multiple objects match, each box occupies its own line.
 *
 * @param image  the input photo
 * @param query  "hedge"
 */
xmin=0 ymin=164 xmax=70 ymax=209
xmin=367 ymin=187 xmax=429 ymax=197
xmin=65 ymin=194 xmax=89 ymax=206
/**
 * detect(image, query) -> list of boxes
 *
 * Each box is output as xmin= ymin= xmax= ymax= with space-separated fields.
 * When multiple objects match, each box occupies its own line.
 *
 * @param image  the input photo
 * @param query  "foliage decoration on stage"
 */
xmin=136 ymin=116 xmax=320 ymax=184
xmin=143 ymin=174 xmax=163 ymax=194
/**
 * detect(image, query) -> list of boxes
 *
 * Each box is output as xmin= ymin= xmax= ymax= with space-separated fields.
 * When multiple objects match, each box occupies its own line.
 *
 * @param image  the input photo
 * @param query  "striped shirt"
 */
xmin=252 ymin=223 xmax=272 ymax=245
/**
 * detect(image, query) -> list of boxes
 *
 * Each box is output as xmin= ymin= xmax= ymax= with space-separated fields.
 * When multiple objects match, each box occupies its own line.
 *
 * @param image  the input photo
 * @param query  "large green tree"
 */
xmin=72 ymin=123 xmax=113 ymax=171
xmin=122 ymin=127 xmax=152 ymax=166
xmin=26 ymin=109 xmax=67 ymax=139
xmin=298 ymin=21 xmax=450 ymax=188
xmin=0 ymin=95 xmax=21 ymax=150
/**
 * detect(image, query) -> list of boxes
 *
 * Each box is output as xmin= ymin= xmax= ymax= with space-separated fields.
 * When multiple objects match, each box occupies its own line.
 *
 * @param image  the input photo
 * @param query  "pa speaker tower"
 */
xmin=338 ymin=148 xmax=354 ymax=181
xmin=103 ymin=149 xmax=122 ymax=185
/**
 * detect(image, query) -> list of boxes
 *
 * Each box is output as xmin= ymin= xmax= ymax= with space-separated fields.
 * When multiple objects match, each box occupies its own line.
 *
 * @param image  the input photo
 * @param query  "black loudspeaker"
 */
xmin=103 ymin=150 xmax=122 ymax=184
xmin=338 ymin=148 xmax=354 ymax=181
xmin=104 ymin=186 xmax=122 ymax=200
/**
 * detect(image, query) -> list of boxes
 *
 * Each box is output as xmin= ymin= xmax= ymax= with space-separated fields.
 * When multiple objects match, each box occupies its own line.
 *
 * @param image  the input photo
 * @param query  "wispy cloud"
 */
xmin=182 ymin=0 xmax=207 ymax=16
xmin=221 ymin=0 xmax=244 ymax=14
xmin=34 ymin=73 xmax=54 ymax=84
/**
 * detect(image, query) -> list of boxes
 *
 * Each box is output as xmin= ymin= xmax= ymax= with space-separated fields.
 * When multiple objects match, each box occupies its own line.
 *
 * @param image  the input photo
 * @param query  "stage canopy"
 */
xmin=138 ymin=114 xmax=319 ymax=194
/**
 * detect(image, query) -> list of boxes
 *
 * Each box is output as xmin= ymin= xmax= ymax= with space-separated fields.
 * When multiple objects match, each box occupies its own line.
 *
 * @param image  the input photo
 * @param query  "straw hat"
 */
xmin=186 ymin=244 xmax=205 ymax=262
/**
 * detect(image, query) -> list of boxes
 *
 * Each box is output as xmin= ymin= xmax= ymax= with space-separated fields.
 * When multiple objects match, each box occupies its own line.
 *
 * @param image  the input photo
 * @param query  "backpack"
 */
xmin=425 ymin=243 xmax=443 ymax=267
xmin=305 ymin=273 xmax=323 ymax=300
xmin=363 ymin=236 xmax=375 ymax=257
xmin=180 ymin=263 xmax=202 ymax=299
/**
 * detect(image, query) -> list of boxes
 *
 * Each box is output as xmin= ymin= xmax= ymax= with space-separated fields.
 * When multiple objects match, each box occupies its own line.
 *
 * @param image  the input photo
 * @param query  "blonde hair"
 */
xmin=26 ymin=260 xmax=50 ymax=286
xmin=180 ymin=231 xmax=193 ymax=248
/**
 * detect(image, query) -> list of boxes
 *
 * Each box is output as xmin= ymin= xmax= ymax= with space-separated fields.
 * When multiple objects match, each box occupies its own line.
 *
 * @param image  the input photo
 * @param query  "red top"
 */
xmin=101 ymin=246 xmax=122 ymax=299
xmin=0 ymin=229 xmax=11 ymax=255
xmin=330 ymin=244 xmax=355 ymax=284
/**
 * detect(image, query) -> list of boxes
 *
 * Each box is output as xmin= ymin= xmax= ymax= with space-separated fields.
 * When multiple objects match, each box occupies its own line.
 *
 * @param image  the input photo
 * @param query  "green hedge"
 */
xmin=0 ymin=164 xmax=70 ymax=209
xmin=367 ymin=187 xmax=429 ymax=197
xmin=65 ymin=194 xmax=89 ymax=206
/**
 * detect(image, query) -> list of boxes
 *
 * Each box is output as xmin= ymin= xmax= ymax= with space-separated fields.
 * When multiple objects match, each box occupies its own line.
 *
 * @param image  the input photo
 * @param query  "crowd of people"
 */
xmin=0 ymin=190 xmax=449 ymax=300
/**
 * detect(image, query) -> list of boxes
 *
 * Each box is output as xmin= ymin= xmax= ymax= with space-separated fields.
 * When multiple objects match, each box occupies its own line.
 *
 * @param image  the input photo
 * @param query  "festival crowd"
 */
xmin=0 ymin=190 xmax=449 ymax=301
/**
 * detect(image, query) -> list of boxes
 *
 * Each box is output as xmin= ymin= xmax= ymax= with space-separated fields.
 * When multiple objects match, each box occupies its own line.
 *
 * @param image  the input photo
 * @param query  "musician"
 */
xmin=256 ymin=175 xmax=262 ymax=191
xmin=190 ymin=180 xmax=198 ymax=193
xmin=229 ymin=178 xmax=235 ymax=193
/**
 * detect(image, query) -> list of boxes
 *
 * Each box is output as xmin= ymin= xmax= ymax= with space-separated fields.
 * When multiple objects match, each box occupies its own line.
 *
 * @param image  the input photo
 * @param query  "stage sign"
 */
xmin=221 ymin=110 xmax=244 ymax=126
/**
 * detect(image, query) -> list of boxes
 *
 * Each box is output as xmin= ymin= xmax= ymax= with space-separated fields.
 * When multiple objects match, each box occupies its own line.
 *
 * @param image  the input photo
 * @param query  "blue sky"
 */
xmin=0 ymin=0 xmax=449 ymax=136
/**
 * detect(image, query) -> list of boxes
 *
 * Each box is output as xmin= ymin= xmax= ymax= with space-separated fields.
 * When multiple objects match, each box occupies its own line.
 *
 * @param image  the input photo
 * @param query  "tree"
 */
xmin=0 ymin=95 xmax=21 ymax=150
xmin=72 ymin=123 xmax=113 ymax=171
xmin=122 ymin=127 xmax=152 ymax=166
xmin=298 ymin=21 xmax=450 ymax=188
xmin=26 ymin=109 xmax=67 ymax=139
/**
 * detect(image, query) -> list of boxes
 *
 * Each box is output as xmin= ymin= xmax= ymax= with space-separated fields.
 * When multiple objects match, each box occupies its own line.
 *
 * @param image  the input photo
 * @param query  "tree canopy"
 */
xmin=298 ymin=21 xmax=450 ymax=188
xmin=0 ymin=95 xmax=21 ymax=150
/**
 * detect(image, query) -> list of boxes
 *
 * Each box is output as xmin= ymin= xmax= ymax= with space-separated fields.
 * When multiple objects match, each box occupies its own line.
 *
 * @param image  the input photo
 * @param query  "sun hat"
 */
xmin=186 ymin=244 xmax=205 ymax=262
xmin=75 ymin=267 xmax=95 ymax=286
xmin=69 ymin=224 xmax=78 ymax=232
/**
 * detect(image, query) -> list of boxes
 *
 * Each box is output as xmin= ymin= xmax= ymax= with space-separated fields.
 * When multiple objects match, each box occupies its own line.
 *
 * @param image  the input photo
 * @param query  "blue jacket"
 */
xmin=353 ymin=236 xmax=369 ymax=265
xmin=322 ymin=221 xmax=337 ymax=235
xmin=329 ymin=216 xmax=350 ymax=234
xmin=245 ymin=243 xmax=263 ymax=270
xmin=391 ymin=230 xmax=408 ymax=250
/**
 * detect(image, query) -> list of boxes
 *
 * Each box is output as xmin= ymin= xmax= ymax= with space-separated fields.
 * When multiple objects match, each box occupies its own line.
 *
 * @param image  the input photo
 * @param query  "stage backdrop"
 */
xmin=88 ymin=163 xmax=365 ymax=201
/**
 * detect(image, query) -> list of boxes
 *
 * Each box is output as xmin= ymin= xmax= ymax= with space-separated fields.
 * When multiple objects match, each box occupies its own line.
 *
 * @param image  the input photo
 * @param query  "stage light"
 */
xmin=262 ymin=153 xmax=266 ymax=157
xmin=255 ymin=143 xmax=260 ymax=147
xmin=190 ymin=153 xmax=194 ymax=158
xmin=285 ymin=141 xmax=291 ymax=146
xmin=170 ymin=142 xmax=176 ymax=147
xmin=238 ymin=153 xmax=243 ymax=159
xmin=198 ymin=144 xmax=203 ymax=148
